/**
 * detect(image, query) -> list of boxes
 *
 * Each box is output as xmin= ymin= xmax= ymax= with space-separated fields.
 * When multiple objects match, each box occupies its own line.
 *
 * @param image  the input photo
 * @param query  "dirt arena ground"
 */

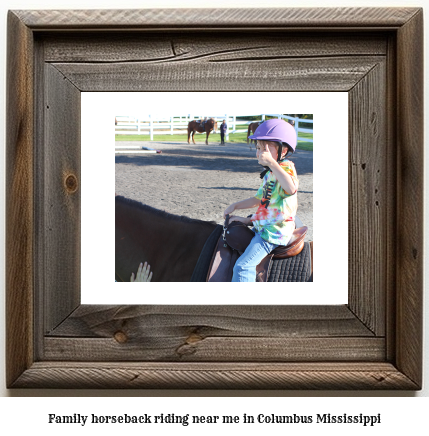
xmin=115 ymin=140 xmax=313 ymax=241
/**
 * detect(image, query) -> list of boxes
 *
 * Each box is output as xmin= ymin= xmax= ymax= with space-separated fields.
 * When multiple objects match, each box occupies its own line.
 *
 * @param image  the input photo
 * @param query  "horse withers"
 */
xmin=187 ymin=118 xmax=218 ymax=145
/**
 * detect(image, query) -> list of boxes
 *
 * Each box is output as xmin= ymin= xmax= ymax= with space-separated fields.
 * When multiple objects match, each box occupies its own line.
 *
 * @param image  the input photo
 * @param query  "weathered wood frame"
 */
xmin=6 ymin=8 xmax=423 ymax=389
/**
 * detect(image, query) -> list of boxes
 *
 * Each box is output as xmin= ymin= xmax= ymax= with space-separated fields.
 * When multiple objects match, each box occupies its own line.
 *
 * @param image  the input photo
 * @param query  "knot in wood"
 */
xmin=114 ymin=331 xmax=128 ymax=343
xmin=65 ymin=174 xmax=78 ymax=193
xmin=185 ymin=333 xmax=203 ymax=344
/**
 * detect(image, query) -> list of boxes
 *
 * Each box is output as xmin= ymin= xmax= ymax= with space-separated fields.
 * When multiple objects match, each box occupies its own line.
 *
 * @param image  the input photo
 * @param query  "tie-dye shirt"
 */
xmin=251 ymin=160 xmax=298 ymax=245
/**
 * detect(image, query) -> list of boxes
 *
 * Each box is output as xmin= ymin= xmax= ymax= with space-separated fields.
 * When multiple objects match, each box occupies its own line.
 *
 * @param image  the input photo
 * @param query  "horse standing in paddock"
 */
xmin=115 ymin=196 xmax=217 ymax=282
xmin=187 ymin=118 xmax=218 ymax=145
xmin=247 ymin=122 xmax=261 ymax=145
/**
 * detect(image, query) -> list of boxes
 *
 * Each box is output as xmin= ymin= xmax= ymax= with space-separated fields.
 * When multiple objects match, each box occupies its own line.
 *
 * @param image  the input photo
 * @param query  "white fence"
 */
xmin=115 ymin=114 xmax=313 ymax=143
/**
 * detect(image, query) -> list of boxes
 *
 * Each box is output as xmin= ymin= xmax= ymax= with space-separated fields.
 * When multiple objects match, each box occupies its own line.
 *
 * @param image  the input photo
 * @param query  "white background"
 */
xmin=0 ymin=0 xmax=428 ymax=427
xmin=82 ymin=92 xmax=348 ymax=304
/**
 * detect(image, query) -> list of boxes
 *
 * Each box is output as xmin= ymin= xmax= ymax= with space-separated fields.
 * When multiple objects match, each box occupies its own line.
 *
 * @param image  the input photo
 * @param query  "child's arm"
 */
xmin=258 ymin=144 xmax=297 ymax=195
xmin=223 ymin=196 xmax=259 ymax=218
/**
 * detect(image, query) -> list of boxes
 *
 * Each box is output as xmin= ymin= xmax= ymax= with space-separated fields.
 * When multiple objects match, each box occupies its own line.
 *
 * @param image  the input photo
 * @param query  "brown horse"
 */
xmin=187 ymin=118 xmax=218 ymax=145
xmin=116 ymin=195 xmax=313 ymax=282
xmin=115 ymin=196 xmax=217 ymax=282
xmin=247 ymin=121 xmax=261 ymax=145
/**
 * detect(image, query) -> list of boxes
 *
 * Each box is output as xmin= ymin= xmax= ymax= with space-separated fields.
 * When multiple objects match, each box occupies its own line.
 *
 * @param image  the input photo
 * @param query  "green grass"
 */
xmin=115 ymin=130 xmax=313 ymax=151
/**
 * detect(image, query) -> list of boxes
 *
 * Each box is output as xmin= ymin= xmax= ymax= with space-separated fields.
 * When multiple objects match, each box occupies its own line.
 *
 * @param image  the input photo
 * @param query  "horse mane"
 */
xmin=115 ymin=195 xmax=217 ymax=227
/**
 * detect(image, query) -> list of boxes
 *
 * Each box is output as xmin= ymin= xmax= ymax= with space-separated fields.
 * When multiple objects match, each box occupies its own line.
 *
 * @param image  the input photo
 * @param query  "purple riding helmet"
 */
xmin=249 ymin=118 xmax=297 ymax=160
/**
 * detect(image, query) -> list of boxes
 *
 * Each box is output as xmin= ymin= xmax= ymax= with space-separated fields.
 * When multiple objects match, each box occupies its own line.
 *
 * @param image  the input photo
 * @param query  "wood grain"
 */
xmin=11 ymin=362 xmax=419 ymax=390
xmin=44 ymin=305 xmax=378 ymax=362
xmin=43 ymin=64 xmax=81 ymax=333
xmin=6 ymin=11 xmax=34 ymax=388
xmin=42 ymin=33 xmax=388 ymax=63
xmin=395 ymin=9 xmax=424 ymax=388
xmin=348 ymin=62 xmax=387 ymax=336
xmin=43 ymin=337 xmax=385 ymax=362
xmin=52 ymin=56 xmax=384 ymax=92
xmin=48 ymin=305 xmax=373 ymax=338
xmin=14 ymin=8 xmax=420 ymax=29
xmin=384 ymin=33 xmax=398 ymax=364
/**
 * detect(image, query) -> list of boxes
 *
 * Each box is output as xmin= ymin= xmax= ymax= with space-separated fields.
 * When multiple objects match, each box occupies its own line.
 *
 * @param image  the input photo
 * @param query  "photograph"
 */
xmin=114 ymin=109 xmax=314 ymax=284
xmin=81 ymin=92 xmax=348 ymax=305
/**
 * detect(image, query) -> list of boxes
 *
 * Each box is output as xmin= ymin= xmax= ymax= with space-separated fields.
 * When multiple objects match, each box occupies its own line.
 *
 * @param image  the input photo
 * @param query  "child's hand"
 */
xmin=258 ymin=143 xmax=276 ymax=166
xmin=223 ymin=204 xmax=235 ymax=218
xmin=130 ymin=262 xmax=153 ymax=282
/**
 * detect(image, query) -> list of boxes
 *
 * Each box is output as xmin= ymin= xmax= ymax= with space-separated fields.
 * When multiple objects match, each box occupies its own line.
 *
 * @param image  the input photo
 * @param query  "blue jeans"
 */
xmin=232 ymin=232 xmax=278 ymax=282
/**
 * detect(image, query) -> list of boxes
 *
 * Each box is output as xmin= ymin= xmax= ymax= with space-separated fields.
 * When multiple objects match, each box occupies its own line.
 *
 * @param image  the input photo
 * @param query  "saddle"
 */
xmin=207 ymin=216 xmax=307 ymax=282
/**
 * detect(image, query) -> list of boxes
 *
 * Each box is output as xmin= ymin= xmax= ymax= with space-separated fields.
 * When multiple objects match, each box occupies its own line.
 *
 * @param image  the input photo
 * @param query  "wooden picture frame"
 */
xmin=6 ymin=7 xmax=423 ymax=389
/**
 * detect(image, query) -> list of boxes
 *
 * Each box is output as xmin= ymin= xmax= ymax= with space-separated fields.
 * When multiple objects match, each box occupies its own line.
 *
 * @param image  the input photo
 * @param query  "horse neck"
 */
xmin=149 ymin=211 xmax=216 ymax=246
xmin=118 ymin=203 xmax=190 ymax=250
xmin=116 ymin=201 xmax=216 ymax=281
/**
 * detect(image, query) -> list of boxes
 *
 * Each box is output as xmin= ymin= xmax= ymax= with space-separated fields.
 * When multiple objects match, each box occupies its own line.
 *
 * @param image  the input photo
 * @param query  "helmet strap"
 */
xmin=278 ymin=143 xmax=294 ymax=162
xmin=259 ymin=166 xmax=270 ymax=179
xmin=277 ymin=145 xmax=282 ymax=162
xmin=260 ymin=142 xmax=293 ymax=178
